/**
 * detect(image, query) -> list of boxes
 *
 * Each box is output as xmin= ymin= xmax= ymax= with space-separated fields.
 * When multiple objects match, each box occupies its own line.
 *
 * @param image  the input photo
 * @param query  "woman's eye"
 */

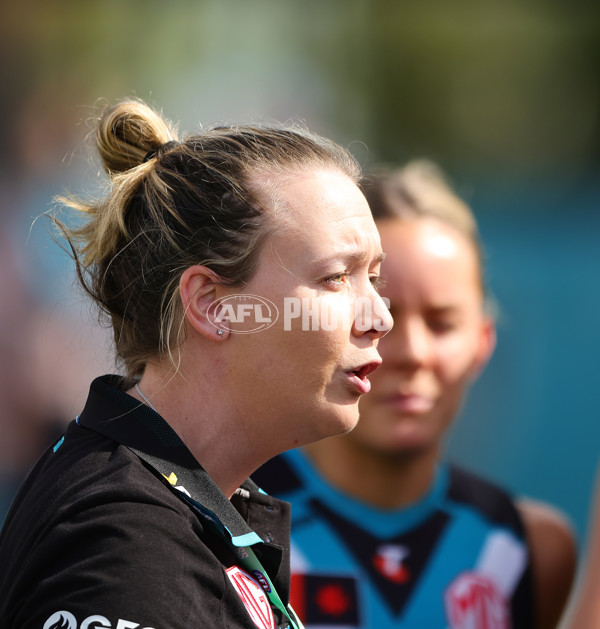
xmin=370 ymin=275 xmax=386 ymax=292
xmin=325 ymin=272 xmax=349 ymax=286
xmin=428 ymin=319 xmax=457 ymax=333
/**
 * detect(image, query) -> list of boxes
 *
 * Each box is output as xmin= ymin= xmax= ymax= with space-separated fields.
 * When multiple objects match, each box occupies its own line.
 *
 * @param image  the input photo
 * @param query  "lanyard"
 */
xmin=180 ymin=491 xmax=304 ymax=629
xmin=131 ymin=447 xmax=305 ymax=629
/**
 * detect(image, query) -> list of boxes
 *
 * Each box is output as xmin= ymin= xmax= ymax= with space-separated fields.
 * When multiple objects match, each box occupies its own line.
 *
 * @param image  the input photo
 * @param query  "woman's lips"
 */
xmin=345 ymin=361 xmax=382 ymax=395
xmin=381 ymin=393 xmax=434 ymax=414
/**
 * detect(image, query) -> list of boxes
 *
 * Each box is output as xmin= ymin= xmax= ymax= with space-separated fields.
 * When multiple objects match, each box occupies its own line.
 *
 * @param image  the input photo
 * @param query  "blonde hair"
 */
xmin=56 ymin=98 xmax=360 ymax=383
xmin=361 ymin=160 xmax=487 ymax=296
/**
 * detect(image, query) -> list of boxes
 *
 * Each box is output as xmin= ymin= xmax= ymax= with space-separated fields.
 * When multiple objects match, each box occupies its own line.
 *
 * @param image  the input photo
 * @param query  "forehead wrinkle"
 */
xmin=314 ymin=249 xmax=386 ymax=269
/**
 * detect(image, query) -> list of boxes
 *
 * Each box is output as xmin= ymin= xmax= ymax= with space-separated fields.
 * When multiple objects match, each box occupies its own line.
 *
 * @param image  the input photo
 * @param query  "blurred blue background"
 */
xmin=0 ymin=0 xmax=598 ymax=554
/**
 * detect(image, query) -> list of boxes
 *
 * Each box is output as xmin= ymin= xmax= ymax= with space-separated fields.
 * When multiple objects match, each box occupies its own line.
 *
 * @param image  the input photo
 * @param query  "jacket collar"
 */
xmin=78 ymin=375 xmax=282 ymax=546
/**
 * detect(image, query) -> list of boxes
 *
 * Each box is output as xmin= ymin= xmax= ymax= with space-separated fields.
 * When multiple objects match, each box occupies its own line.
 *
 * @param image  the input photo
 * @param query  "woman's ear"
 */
xmin=179 ymin=265 xmax=229 ymax=341
xmin=473 ymin=315 xmax=496 ymax=379
xmin=469 ymin=315 xmax=496 ymax=381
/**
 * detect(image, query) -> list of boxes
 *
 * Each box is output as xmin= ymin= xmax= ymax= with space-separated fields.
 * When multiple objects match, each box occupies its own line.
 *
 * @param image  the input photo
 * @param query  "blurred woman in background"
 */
xmin=254 ymin=161 xmax=576 ymax=629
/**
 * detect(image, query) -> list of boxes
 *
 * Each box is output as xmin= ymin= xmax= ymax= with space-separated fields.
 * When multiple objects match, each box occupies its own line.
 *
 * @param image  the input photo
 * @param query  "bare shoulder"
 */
xmin=517 ymin=498 xmax=578 ymax=629
xmin=518 ymin=498 xmax=577 ymax=560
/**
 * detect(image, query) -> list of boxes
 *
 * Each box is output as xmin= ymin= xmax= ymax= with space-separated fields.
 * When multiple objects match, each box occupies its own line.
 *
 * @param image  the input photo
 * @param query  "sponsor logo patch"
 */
xmin=445 ymin=572 xmax=510 ymax=629
xmin=372 ymin=544 xmax=411 ymax=584
xmin=44 ymin=611 xmax=77 ymax=629
xmin=290 ymin=573 xmax=360 ymax=626
xmin=226 ymin=566 xmax=276 ymax=629
xmin=42 ymin=612 xmax=154 ymax=629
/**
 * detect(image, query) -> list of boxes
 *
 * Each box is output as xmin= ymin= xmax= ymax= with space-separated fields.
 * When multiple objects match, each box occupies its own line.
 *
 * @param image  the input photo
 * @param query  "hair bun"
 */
xmin=96 ymin=99 xmax=178 ymax=175
xmin=142 ymin=140 xmax=181 ymax=164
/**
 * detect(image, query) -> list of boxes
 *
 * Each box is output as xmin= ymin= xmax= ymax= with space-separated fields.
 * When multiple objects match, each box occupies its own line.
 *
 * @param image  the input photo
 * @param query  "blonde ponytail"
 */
xmin=97 ymin=99 xmax=178 ymax=175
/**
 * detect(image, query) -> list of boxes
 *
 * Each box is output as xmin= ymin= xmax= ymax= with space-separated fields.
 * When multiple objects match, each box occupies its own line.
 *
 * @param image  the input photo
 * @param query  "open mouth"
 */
xmin=346 ymin=361 xmax=382 ymax=394
xmin=351 ymin=361 xmax=381 ymax=380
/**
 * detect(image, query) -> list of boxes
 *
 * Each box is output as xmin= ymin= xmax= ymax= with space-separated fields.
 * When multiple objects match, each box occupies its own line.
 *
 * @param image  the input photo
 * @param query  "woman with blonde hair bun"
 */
xmin=0 ymin=98 xmax=392 ymax=629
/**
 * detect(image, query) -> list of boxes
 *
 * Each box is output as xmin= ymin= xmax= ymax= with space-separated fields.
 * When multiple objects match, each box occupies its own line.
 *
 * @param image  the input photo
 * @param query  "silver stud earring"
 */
xmin=217 ymin=329 xmax=224 ymax=336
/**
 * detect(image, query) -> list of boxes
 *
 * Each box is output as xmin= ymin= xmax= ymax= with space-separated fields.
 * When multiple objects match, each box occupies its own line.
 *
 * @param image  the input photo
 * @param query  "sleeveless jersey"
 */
xmin=252 ymin=449 xmax=533 ymax=629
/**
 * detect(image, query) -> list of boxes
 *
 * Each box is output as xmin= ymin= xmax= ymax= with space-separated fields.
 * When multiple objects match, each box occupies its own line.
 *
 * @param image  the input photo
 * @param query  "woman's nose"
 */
xmin=352 ymin=290 xmax=393 ymax=340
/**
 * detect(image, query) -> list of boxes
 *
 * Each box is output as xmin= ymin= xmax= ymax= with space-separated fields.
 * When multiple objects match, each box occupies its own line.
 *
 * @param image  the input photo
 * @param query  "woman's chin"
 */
xmin=363 ymin=425 xmax=439 ymax=457
xmin=323 ymin=406 xmax=361 ymax=439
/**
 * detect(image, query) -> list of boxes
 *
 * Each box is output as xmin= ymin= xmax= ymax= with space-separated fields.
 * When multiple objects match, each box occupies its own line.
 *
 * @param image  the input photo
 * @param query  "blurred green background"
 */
xmin=1 ymin=0 xmax=599 ymax=554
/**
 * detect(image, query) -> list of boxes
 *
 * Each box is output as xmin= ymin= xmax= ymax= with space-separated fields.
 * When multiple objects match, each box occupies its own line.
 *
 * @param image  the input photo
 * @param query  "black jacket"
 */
xmin=0 ymin=375 xmax=295 ymax=629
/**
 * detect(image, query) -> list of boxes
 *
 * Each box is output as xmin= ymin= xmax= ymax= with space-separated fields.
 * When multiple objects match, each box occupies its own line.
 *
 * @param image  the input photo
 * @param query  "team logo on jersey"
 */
xmin=445 ymin=572 xmax=510 ymax=629
xmin=311 ymin=498 xmax=450 ymax=616
xmin=226 ymin=566 xmax=276 ymax=629
xmin=372 ymin=544 xmax=411 ymax=584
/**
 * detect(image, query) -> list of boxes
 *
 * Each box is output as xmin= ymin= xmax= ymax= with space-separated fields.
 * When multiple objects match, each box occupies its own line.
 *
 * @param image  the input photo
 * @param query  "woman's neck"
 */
xmin=129 ymin=362 xmax=265 ymax=499
xmin=303 ymin=435 xmax=440 ymax=510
